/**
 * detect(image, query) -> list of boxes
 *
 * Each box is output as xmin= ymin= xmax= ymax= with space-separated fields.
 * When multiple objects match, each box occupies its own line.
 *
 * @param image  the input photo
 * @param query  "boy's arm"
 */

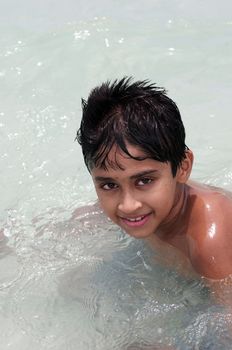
xmin=203 ymin=277 xmax=232 ymax=343
xmin=71 ymin=201 xmax=101 ymax=220
xmin=206 ymin=277 xmax=232 ymax=311
xmin=31 ymin=201 xmax=101 ymax=237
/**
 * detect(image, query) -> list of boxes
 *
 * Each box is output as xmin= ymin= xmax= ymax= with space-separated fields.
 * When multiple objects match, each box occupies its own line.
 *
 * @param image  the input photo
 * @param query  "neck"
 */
xmin=146 ymin=183 xmax=192 ymax=259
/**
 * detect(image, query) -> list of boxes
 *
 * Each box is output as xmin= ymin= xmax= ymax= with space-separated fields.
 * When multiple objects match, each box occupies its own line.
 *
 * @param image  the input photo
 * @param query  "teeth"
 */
xmin=127 ymin=216 xmax=144 ymax=222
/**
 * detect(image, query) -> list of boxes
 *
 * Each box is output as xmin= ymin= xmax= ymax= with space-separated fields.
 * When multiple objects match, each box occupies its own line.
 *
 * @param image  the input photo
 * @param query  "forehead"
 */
xmin=91 ymin=143 xmax=171 ymax=177
xmin=107 ymin=143 xmax=146 ymax=165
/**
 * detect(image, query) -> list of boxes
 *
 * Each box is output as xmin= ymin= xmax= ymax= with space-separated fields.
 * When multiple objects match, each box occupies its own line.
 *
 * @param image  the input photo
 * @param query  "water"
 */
xmin=1 ymin=0 xmax=232 ymax=349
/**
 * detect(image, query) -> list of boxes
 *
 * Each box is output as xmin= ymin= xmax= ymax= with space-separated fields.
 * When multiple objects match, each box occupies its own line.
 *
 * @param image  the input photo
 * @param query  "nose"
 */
xmin=118 ymin=191 xmax=142 ymax=214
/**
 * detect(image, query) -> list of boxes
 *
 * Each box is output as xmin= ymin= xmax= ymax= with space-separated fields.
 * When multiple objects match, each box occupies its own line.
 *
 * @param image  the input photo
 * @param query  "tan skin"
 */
xmin=75 ymin=142 xmax=232 ymax=349
xmin=91 ymin=143 xmax=232 ymax=281
xmin=90 ymin=144 xmax=232 ymax=349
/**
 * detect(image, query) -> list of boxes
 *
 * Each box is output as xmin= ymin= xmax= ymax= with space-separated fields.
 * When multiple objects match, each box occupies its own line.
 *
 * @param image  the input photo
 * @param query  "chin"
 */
xmin=125 ymin=229 xmax=154 ymax=239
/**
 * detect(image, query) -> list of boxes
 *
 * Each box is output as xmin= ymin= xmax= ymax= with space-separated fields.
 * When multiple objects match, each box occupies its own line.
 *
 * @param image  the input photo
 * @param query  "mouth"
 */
xmin=119 ymin=213 xmax=151 ymax=227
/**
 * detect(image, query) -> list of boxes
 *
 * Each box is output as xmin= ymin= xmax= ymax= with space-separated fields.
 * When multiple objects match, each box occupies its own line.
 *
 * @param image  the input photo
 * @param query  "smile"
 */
xmin=126 ymin=216 xmax=145 ymax=222
xmin=119 ymin=213 xmax=151 ymax=227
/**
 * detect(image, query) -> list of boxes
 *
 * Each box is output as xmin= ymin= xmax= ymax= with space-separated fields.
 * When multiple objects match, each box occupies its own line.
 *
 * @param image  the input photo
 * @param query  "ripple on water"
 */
xmin=0 ymin=248 xmax=23 ymax=291
xmin=2 ymin=204 xmax=232 ymax=349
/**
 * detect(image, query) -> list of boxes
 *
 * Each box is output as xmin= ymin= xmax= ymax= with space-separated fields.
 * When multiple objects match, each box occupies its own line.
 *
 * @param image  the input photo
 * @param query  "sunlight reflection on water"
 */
xmin=1 ymin=0 xmax=232 ymax=348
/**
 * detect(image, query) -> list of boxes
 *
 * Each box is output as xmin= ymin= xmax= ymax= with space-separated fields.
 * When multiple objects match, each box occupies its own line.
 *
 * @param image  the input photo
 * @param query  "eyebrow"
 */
xmin=94 ymin=169 xmax=159 ymax=182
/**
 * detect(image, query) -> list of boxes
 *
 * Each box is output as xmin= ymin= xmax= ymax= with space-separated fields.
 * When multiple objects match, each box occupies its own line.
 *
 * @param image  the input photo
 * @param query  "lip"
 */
xmin=119 ymin=213 xmax=152 ymax=227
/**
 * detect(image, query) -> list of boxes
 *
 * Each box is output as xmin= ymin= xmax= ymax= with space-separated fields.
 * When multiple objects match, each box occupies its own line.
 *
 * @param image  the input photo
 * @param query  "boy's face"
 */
xmin=91 ymin=144 xmax=187 ymax=239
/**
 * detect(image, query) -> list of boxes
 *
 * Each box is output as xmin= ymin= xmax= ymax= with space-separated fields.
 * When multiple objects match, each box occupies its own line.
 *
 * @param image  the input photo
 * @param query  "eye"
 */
xmin=100 ymin=182 xmax=118 ymax=191
xmin=136 ymin=177 xmax=153 ymax=186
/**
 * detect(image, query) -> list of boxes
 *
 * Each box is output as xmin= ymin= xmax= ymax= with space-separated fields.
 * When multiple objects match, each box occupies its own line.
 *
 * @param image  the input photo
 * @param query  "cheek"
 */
xmin=95 ymin=189 xmax=116 ymax=216
xmin=149 ymin=182 xmax=177 ymax=210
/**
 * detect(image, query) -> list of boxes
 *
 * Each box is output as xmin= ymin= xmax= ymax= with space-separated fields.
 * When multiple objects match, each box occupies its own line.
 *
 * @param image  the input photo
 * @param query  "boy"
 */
xmin=76 ymin=77 xmax=232 ymax=281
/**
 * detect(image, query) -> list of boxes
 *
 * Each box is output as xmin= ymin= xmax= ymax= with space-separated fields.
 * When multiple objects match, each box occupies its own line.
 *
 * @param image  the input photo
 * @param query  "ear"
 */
xmin=176 ymin=149 xmax=194 ymax=183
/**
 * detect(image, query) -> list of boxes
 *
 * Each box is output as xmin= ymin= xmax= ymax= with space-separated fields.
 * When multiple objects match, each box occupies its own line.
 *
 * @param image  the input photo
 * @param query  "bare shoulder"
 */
xmin=187 ymin=181 xmax=232 ymax=279
xmin=188 ymin=180 xmax=232 ymax=215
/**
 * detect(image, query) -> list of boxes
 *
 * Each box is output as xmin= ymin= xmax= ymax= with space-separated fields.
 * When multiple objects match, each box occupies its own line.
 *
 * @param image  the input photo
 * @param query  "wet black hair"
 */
xmin=76 ymin=77 xmax=187 ymax=176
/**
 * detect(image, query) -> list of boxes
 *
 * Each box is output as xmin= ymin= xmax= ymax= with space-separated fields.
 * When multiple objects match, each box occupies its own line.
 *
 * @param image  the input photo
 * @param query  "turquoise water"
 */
xmin=1 ymin=0 xmax=232 ymax=349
